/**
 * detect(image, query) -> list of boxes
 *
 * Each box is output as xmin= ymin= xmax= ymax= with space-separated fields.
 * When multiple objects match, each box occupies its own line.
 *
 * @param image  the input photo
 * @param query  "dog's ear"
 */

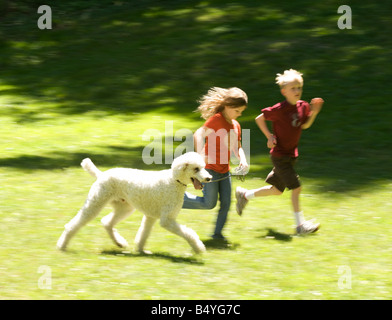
xmin=176 ymin=162 xmax=189 ymax=172
xmin=171 ymin=159 xmax=189 ymax=172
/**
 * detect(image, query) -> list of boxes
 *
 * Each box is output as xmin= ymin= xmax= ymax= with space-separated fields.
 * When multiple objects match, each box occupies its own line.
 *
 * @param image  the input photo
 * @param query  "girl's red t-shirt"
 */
xmin=203 ymin=112 xmax=241 ymax=173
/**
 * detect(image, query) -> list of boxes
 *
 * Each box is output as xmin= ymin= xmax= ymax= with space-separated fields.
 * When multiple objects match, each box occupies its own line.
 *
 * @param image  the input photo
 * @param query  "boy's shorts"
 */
xmin=265 ymin=156 xmax=300 ymax=193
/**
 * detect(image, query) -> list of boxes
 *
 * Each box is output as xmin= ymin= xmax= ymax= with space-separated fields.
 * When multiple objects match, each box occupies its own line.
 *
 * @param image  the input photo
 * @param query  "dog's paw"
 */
xmin=57 ymin=244 xmax=67 ymax=251
xmin=194 ymin=242 xmax=206 ymax=254
xmin=56 ymin=233 xmax=68 ymax=251
xmin=113 ymin=232 xmax=129 ymax=248
xmin=116 ymin=239 xmax=129 ymax=248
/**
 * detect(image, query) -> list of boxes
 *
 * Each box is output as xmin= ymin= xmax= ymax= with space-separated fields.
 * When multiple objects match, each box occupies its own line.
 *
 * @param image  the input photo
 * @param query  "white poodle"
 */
xmin=57 ymin=152 xmax=212 ymax=254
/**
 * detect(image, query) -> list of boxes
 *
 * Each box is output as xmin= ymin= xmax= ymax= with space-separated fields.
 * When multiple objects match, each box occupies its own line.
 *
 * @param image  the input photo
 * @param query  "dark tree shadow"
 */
xmin=0 ymin=145 xmax=169 ymax=171
xmin=1 ymin=1 xmax=391 ymax=193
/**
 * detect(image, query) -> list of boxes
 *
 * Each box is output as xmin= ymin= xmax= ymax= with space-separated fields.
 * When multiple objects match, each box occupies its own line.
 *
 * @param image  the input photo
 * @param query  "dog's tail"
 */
xmin=81 ymin=158 xmax=102 ymax=178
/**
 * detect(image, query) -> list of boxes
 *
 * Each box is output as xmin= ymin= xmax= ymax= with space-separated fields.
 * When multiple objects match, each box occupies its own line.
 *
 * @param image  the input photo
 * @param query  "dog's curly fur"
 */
xmin=57 ymin=152 xmax=212 ymax=254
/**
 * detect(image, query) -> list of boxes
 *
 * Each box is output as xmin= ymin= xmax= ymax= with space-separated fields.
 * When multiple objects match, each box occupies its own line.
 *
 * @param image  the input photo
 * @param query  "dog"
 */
xmin=57 ymin=152 xmax=212 ymax=254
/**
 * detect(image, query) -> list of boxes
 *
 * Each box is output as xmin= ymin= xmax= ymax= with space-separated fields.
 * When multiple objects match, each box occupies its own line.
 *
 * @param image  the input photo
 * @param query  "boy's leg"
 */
xmin=291 ymin=186 xmax=301 ymax=215
xmin=275 ymin=158 xmax=313 ymax=232
xmin=293 ymin=185 xmax=319 ymax=234
xmin=235 ymin=164 xmax=284 ymax=215
xmin=284 ymin=160 xmax=319 ymax=234
xmin=291 ymin=186 xmax=305 ymax=225
xmin=254 ymin=185 xmax=283 ymax=197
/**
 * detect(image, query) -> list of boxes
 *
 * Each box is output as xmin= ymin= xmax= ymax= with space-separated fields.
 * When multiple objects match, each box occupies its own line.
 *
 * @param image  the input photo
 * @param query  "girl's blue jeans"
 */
xmin=182 ymin=169 xmax=231 ymax=238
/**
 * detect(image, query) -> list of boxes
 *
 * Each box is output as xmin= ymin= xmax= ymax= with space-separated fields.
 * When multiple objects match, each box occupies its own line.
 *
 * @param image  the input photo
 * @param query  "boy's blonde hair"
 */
xmin=275 ymin=69 xmax=303 ymax=88
xmin=196 ymin=87 xmax=248 ymax=120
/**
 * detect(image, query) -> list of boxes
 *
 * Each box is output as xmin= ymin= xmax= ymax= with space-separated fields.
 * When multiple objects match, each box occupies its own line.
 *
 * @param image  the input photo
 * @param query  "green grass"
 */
xmin=0 ymin=0 xmax=391 ymax=299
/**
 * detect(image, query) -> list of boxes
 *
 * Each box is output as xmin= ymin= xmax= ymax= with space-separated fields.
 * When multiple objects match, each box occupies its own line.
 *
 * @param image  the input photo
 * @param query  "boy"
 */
xmin=236 ymin=69 xmax=324 ymax=234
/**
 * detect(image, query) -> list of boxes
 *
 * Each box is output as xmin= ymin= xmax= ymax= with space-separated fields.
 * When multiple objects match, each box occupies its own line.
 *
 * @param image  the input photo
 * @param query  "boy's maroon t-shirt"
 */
xmin=262 ymin=100 xmax=310 ymax=157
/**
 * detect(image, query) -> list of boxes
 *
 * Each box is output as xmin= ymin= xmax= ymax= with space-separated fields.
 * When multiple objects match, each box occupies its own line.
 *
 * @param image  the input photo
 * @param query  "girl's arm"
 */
xmin=231 ymin=140 xmax=249 ymax=174
xmin=237 ymin=145 xmax=249 ymax=173
xmin=255 ymin=113 xmax=276 ymax=148
xmin=193 ymin=126 xmax=214 ymax=156
xmin=302 ymin=98 xmax=324 ymax=129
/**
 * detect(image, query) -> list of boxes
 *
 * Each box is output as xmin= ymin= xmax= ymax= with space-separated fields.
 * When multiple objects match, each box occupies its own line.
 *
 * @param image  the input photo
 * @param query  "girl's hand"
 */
xmin=267 ymin=135 xmax=277 ymax=148
xmin=237 ymin=161 xmax=249 ymax=176
xmin=239 ymin=161 xmax=249 ymax=171
xmin=310 ymin=97 xmax=324 ymax=113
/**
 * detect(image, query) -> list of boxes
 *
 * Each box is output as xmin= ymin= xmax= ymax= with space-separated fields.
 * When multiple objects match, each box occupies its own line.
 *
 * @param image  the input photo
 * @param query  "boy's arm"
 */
xmin=255 ymin=113 xmax=277 ymax=148
xmin=302 ymin=98 xmax=324 ymax=129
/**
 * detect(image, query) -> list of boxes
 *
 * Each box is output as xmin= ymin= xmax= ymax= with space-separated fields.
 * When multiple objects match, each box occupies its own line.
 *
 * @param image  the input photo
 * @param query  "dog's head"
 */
xmin=171 ymin=152 xmax=212 ymax=190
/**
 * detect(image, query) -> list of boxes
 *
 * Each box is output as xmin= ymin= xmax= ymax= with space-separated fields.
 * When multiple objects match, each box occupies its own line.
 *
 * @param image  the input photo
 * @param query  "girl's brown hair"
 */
xmin=196 ymin=87 xmax=248 ymax=120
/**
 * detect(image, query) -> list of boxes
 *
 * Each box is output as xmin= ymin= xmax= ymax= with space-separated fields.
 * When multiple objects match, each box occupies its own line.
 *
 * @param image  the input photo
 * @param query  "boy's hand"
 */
xmin=267 ymin=135 xmax=277 ymax=148
xmin=310 ymin=97 xmax=324 ymax=113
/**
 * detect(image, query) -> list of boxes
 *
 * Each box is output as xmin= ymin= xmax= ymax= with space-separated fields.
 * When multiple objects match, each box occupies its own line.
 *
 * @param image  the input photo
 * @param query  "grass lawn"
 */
xmin=0 ymin=0 xmax=391 ymax=300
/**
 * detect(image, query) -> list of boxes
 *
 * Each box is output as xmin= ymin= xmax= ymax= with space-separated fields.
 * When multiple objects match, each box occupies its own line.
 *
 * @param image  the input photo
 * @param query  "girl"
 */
xmin=183 ymin=87 xmax=249 ymax=240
